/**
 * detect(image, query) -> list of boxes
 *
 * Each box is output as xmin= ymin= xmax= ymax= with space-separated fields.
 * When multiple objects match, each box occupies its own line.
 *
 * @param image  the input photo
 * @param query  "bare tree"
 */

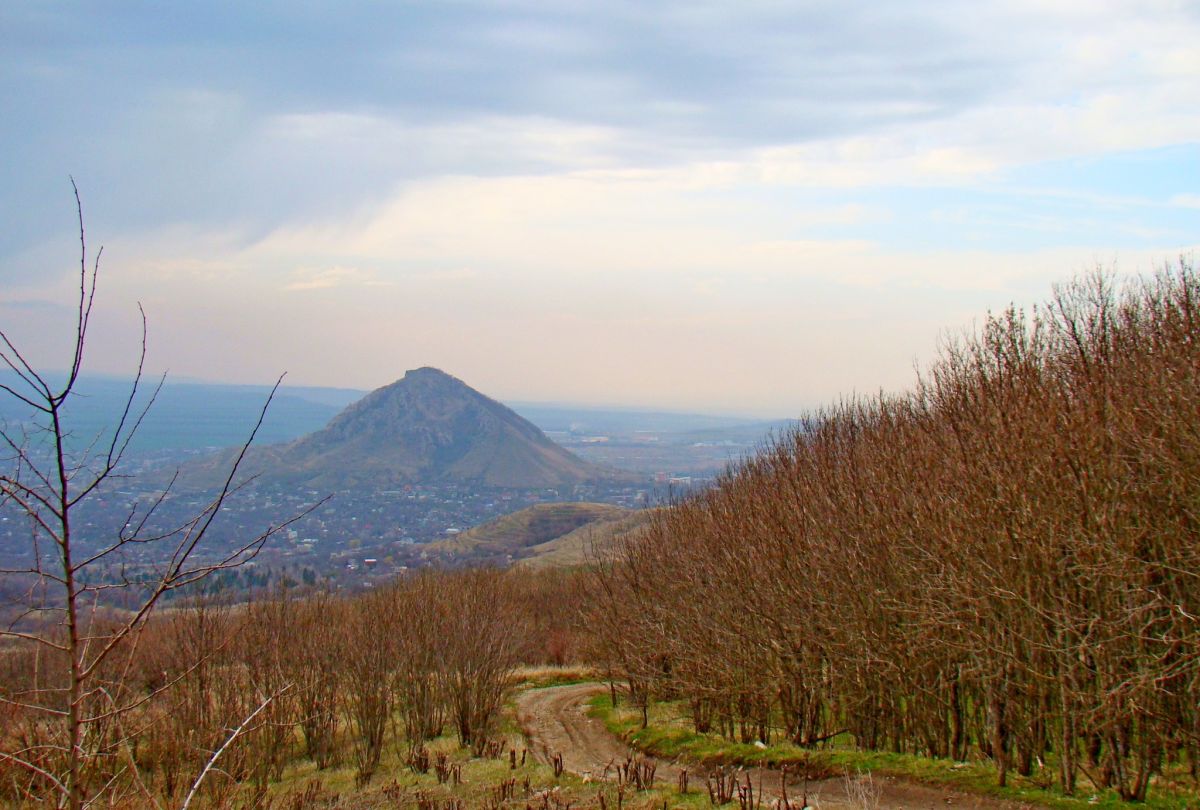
xmin=437 ymin=569 xmax=529 ymax=755
xmin=0 ymin=184 xmax=314 ymax=809
xmin=339 ymin=590 xmax=394 ymax=785
xmin=586 ymin=262 xmax=1200 ymax=801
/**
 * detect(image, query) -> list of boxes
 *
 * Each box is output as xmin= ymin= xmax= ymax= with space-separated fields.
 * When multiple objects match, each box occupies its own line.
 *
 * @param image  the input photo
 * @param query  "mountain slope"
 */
xmin=427 ymin=502 xmax=655 ymax=566
xmin=179 ymin=368 xmax=623 ymax=490
xmin=430 ymin=502 xmax=630 ymax=557
xmin=519 ymin=506 xmax=657 ymax=569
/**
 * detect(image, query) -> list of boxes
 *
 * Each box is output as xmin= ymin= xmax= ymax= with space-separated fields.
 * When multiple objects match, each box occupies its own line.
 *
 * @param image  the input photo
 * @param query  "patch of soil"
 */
xmin=515 ymin=683 xmax=1039 ymax=810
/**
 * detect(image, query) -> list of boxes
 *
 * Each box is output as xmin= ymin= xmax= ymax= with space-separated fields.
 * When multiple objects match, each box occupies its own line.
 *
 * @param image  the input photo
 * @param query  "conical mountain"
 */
xmin=181 ymin=368 xmax=621 ymax=490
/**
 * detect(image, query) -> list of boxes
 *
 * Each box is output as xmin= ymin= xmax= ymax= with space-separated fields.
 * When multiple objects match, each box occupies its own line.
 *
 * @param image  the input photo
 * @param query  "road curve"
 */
xmin=515 ymin=682 xmax=1036 ymax=810
xmin=515 ymin=682 xmax=652 ymax=781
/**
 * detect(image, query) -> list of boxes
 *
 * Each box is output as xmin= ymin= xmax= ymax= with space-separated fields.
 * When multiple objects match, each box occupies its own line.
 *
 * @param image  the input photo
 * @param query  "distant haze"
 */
xmin=1 ymin=3 xmax=1196 ymax=416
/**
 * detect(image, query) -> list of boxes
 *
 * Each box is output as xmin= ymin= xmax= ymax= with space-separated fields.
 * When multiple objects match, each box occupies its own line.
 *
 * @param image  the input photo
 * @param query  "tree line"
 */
xmin=0 ymin=566 xmax=584 ymax=806
xmin=587 ymin=264 xmax=1200 ymax=801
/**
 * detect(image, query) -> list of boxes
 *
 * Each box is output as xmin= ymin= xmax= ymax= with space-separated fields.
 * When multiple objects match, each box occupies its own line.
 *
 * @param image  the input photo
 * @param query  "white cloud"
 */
xmin=283 ymin=266 xmax=391 ymax=292
xmin=78 ymin=159 xmax=1193 ymax=412
xmin=4 ymin=1 xmax=1198 ymax=412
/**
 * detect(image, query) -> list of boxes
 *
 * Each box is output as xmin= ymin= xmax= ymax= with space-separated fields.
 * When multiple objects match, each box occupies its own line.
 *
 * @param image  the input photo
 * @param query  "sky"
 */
xmin=0 ymin=1 xmax=1196 ymax=417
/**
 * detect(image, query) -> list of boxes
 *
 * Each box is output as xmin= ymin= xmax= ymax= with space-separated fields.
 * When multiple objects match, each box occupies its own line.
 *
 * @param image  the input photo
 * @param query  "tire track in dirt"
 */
xmin=515 ymin=683 xmax=1036 ymax=810
xmin=516 ymin=682 xmax=644 ymax=781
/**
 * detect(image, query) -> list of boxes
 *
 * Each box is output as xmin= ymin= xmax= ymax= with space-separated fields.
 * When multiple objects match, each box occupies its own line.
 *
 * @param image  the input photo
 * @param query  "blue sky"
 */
xmin=1 ymin=1 xmax=1196 ymax=415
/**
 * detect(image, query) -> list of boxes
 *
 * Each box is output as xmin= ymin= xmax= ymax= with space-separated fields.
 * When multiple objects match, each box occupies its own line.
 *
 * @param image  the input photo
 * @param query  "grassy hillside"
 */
xmin=519 ymin=507 xmax=657 ymax=568
xmin=429 ymin=502 xmax=631 ymax=560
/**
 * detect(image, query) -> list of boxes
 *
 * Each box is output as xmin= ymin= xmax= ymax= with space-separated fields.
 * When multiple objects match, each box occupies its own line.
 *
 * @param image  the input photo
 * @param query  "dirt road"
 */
xmin=516 ymin=682 xmax=645 ymax=781
xmin=515 ymin=683 xmax=1035 ymax=810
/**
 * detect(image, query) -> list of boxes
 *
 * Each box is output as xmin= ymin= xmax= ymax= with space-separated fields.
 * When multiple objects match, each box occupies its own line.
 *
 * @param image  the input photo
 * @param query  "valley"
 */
xmin=0 ymin=368 xmax=736 ymax=588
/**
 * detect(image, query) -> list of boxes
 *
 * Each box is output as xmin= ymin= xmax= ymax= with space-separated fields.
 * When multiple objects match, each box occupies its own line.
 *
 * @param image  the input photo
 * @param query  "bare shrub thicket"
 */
xmin=389 ymin=574 xmax=448 ymax=746
xmin=519 ymin=568 xmax=588 ymax=666
xmin=0 ymin=565 xmax=536 ymax=802
xmin=340 ymin=587 xmax=397 ymax=784
xmin=287 ymin=589 xmax=343 ymax=770
xmin=437 ymin=569 xmax=530 ymax=754
xmin=588 ymin=264 xmax=1200 ymax=800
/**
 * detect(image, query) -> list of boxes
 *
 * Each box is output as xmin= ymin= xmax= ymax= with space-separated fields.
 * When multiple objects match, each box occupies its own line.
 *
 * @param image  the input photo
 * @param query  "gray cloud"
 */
xmin=0 ymin=1 xmax=1039 ymax=250
xmin=1 ymin=1 xmax=1195 ymax=326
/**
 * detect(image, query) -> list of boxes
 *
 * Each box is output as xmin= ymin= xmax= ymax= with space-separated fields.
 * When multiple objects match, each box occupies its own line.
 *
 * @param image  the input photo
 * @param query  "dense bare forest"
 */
xmin=589 ymin=265 xmax=1200 ymax=802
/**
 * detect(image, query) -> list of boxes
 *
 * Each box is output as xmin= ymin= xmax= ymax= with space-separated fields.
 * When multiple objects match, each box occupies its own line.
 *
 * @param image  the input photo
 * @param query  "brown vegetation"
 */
xmin=429 ymin=502 xmax=631 ymax=561
xmin=587 ymin=264 xmax=1200 ymax=802
xmin=0 ymin=567 xmax=554 ymax=805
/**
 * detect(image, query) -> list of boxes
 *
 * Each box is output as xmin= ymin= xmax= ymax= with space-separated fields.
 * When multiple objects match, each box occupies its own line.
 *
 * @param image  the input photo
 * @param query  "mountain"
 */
xmin=178 ymin=368 xmax=624 ymax=490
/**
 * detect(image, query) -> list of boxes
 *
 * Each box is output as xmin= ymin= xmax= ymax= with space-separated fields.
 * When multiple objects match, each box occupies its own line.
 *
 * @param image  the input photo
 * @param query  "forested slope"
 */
xmin=589 ymin=265 xmax=1200 ymax=802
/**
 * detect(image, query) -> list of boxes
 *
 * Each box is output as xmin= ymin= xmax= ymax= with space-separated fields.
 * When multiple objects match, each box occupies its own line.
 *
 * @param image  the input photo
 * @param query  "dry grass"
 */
xmin=512 ymin=665 xmax=603 ymax=689
xmin=842 ymin=769 xmax=882 ymax=810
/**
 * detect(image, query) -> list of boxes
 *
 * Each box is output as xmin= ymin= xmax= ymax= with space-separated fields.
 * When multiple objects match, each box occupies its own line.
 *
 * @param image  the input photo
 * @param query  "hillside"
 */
xmin=177 ymin=368 xmax=627 ymax=490
xmin=518 ymin=506 xmax=656 ymax=568
xmin=429 ymin=502 xmax=631 ymax=561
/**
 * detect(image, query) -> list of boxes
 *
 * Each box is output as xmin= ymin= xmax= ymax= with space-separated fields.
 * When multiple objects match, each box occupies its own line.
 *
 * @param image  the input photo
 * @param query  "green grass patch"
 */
xmin=587 ymin=695 xmax=1198 ymax=810
xmin=587 ymin=695 xmax=837 ymax=775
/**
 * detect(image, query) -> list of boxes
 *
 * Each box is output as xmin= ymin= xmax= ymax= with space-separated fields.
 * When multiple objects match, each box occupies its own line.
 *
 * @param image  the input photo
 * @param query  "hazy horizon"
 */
xmin=2 ymin=2 xmax=1196 ymax=416
xmin=3 ymin=367 xmax=792 ymax=422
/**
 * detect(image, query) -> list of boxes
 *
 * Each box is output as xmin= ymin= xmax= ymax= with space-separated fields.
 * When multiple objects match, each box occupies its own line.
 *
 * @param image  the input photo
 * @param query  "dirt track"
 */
xmin=516 ymin=682 xmax=642 ymax=781
xmin=515 ymin=683 xmax=1036 ymax=810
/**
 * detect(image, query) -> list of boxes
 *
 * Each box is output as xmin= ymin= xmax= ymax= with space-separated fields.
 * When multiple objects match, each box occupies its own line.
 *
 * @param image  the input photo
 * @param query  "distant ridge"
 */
xmin=179 ymin=367 xmax=628 ymax=490
xmin=427 ymin=502 xmax=656 ymax=567
xmin=519 ymin=507 xmax=656 ymax=569
xmin=430 ymin=502 xmax=629 ymax=557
